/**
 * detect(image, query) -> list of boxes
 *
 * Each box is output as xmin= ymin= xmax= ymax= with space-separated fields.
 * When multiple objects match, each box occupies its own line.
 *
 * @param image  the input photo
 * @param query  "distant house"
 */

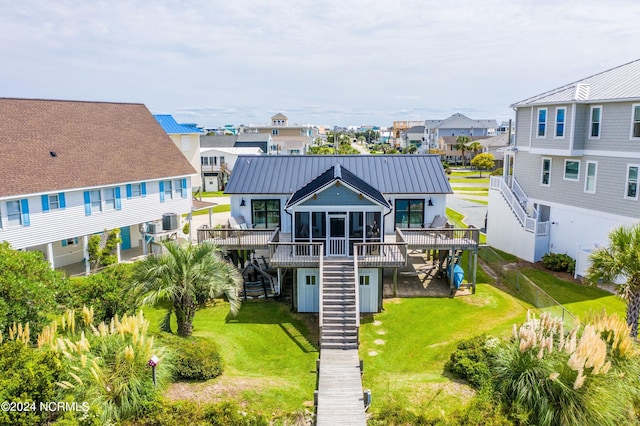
xmin=439 ymin=135 xmax=490 ymax=165
xmin=425 ymin=113 xmax=497 ymax=150
xmin=200 ymin=147 xmax=263 ymax=192
xmin=477 ymin=134 xmax=510 ymax=168
xmin=0 ymin=99 xmax=197 ymax=273
xmin=402 ymin=126 xmax=426 ymax=150
xmin=197 ymin=155 xmax=481 ymax=314
xmin=240 ymin=113 xmax=318 ymax=155
xmin=154 ymin=115 xmax=203 ymax=189
xmin=487 ymin=59 xmax=640 ymax=277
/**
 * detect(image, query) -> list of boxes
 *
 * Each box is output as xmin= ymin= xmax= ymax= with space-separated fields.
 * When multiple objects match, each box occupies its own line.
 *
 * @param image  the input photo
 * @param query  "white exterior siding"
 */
xmin=0 ymin=179 xmax=192 ymax=250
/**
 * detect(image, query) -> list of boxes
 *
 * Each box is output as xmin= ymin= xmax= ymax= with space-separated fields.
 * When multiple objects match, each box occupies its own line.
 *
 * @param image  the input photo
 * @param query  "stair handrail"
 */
xmin=353 ymin=252 xmax=360 ymax=329
xmin=319 ymin=244 xmax=324 ymax=332
xmin=490 ymin=176 xmax=536 ymax=233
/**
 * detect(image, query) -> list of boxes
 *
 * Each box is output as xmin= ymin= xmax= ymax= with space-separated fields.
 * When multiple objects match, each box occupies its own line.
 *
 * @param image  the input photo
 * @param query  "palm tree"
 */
xmin=468 ymin=140 xmax=483 ymax=158
xmin=131 ymin=241 xmax=242 ymax=336
xmin=587 ymin=224 xmax=640 ymax=337
xmin=454 ymin=135 xmax=471 ymax=166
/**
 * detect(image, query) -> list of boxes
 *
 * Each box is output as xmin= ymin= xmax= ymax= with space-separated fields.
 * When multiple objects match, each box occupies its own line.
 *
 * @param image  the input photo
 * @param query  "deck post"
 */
xmin=393 ymin=268 xmax=397 ymax=297
xmin=472 ymin=248 xmax=477 ymax=294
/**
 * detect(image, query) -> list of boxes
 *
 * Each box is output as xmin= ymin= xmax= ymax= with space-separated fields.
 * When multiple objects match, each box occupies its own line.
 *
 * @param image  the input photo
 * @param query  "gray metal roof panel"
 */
xmin=225 ymin=155 xmax=452 ymax=195
xmin=512 ymin=59 xmax=640 ymax=107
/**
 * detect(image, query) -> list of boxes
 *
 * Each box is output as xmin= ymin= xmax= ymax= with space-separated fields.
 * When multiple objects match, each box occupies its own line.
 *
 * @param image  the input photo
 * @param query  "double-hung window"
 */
xmin=584 ymin=161 xmax=597 ymax=193
xmin=537 ymin=108 xmax=547 ymax=137
xmin=104 ymin=188 xmax=116 ymax=210
xmin=555 ymin=107 xmax=566 ymax=138
xmin=174 ymin=179 xmax=183 ymax=198
xmin=632 ymin=105 xmax=640 ymax=139
xmin=625 ymin=165 xmax=639 ymax=200
xmin=590 ymin=106 xmax=601 ymax=138
xmin=564 ymin=160 xmax=580 ymax=181
xmin=164 ymin=180 xmax=173 ymax=200
xmin=90 ymin=190 xmax=102 ymax=213
xmin=541 ymin=158 xmax=551 ymax=186
xmin=6 ymin=200 xmax=22 ymax=226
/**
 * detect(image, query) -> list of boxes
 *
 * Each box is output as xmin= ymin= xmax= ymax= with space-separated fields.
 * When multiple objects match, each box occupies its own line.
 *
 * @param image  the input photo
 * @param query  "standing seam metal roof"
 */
xmin=154 ymin=114 xmax=203 ymax=134
xmin=225 ymin=155 xmax=452 ymax=195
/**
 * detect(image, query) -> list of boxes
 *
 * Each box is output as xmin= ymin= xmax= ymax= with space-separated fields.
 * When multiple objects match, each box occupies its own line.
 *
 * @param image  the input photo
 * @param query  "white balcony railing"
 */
xmin=490 ymin=176 xmax=548 ymax=235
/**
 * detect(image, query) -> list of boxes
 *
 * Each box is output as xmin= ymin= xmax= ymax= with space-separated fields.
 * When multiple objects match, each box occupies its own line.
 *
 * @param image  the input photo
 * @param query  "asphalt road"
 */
xmin=446 ymin=194 xmax=487 ymax=232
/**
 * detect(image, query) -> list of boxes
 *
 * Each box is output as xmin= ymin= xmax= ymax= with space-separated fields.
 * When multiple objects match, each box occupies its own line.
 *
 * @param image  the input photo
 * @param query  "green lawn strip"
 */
xmin=145 ymin=301 xmax=318 ymax=413
xmin=447 ymin=177 xmax=490 ymax=184
xmin=184 ymin=204 xmax=231 ymax=217
xmin=450 ymin=187 xmax=489 ymax=193
xmin=360 ymin=284 xmax=528 ymax=417
xmin=519 ymin=267 xmax=626 ymax=319
xmin=201 ymin=191 xmax=226 ymax=197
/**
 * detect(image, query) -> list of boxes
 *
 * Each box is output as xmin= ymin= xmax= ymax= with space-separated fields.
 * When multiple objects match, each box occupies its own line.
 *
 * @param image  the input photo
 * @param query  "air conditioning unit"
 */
xmin=162 ymin=213 xmax=179 ymax=231
xmin=147 ymin=221 xmax=163 ymax=234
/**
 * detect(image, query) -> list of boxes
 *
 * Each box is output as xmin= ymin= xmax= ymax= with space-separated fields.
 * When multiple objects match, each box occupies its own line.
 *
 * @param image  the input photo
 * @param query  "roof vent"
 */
xmin=49 ymin=151 xmax=57 ymax=157
xmin=574 ymin=84 xmax=590 ymax=101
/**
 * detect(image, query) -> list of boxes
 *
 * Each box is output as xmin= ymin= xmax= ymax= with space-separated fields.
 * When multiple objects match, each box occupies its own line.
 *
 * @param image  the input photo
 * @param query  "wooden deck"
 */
xmin=399 ymin=228 xmax=480 ymax=251
xmin=316 ymin=349 xmax=367 ymax=425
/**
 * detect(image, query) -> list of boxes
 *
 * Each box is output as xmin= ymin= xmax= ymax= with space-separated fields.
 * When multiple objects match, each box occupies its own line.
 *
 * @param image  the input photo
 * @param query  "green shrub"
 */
xmin=444 ymin=335 xmax=496 ymax=389
xmin=128 ymin=400 xmax=270 ymax=426
xmin=0 ymin=341 xmax=65 ymax=426
xmin=159 ymin=334 xmax=224 ymax=381
xmin=541 ymin=252 xmax=576 ymax=275
xmin=69 ymin=263 xmax=135 ymax=323
xmin=490 ymin=168 xmax=503 ymax=176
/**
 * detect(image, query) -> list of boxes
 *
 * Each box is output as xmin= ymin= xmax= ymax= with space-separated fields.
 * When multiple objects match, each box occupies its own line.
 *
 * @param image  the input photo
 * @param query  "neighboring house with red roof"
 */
xmin=0 ymin=98 xmax=197 ymax=273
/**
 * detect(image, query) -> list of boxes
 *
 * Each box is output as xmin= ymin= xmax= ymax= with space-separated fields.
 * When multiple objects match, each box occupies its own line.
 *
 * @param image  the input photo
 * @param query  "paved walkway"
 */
xmin=446 ymin=194 xmax=487 ymax=232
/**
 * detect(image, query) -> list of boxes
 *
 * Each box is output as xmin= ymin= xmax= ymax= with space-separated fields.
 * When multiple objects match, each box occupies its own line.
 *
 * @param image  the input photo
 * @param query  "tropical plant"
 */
xmin=542 ymin=252 xmax=576 ymax=275
xmin=454 ymin=135 xmax=471 ymax=166
xmin=490 ymin=310 xmax=640 ymax=425
xmin=131 ymin=241 xmax=242 ymax=336
xmin=588 ymin=224 xmax=640 ymax=337
xmin=468 ymin=140 xmax=483 ymax=157
xmin=470 ymin=153 xmax=495 ymax=177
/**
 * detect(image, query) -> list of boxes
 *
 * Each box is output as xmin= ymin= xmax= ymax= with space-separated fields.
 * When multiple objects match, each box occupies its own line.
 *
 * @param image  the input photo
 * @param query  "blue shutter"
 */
xmin=159 ymin=181 xmax=165 ymax=203
xmin=59 ymin=193 xmax=66 ymax=209
xmin=126 ymin=184 xmax=132 ymax=199
xmin=83 ymin=191 xmax=91 ymax=216
xmin=141 ymin=182 xmax=147 ymax=197
xmin=74 ymin=237 xmax=79 ymax=245
xmin=21 ymin=199 xmax=30 ymax=226
xmin=181 ymin=178 xmax=187 ymax=198
xmin=115 ymin=187 xmax=122 ymax=210
xmin=62 ymin=239 xmax=67 ymax=247
xmin=41 ymin=195 xmax=50 ymax=212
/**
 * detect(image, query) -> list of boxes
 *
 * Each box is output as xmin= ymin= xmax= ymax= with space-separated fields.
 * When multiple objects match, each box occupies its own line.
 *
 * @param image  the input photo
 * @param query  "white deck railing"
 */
xmin=490 ymin=176 xmax=548 ymax=235
xmin=353 ymin=254 xmax=360 ymax=328
xmin=319 ymin=244 xmax=325 ymax=331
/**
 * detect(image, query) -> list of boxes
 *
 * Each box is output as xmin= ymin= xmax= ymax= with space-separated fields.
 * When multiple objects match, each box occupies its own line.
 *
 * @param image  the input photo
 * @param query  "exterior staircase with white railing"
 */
xmin=320 ymin=259 xmax=358 ymax=349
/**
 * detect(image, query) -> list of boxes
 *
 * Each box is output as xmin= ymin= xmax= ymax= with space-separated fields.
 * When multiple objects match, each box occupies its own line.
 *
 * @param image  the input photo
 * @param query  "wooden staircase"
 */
xmin=320 ymin=259 xmax=358 ymax=350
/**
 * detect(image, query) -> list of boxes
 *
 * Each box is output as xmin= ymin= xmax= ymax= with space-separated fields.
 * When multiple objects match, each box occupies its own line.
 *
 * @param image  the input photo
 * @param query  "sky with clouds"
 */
xmin=2 ymin=0 xmax=639 ymax=128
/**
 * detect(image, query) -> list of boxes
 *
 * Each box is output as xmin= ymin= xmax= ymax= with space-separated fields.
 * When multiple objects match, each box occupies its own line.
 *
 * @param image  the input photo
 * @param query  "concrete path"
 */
xmin=446 ymin=194 xmax=487 ymax=232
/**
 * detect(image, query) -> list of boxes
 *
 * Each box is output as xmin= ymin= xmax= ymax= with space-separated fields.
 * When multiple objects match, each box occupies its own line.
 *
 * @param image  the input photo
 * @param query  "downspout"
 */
xmin=569 ymin=102 xmax=577 ymax=154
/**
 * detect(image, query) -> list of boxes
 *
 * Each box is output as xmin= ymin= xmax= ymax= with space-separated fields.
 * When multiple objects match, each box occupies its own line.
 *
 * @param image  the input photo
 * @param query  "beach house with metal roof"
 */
xmin=487 ymin=59 xmax=640 ymax=277
xmin=197 ymin=154 xmax=480 ymax=316
xmin=0 ymin=99 xmax=197 ymax=273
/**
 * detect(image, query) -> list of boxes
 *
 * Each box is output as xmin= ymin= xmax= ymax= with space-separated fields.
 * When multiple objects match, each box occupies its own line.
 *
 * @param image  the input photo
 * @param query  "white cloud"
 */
xmin=1 ymin=0 xmax=639 ymax=126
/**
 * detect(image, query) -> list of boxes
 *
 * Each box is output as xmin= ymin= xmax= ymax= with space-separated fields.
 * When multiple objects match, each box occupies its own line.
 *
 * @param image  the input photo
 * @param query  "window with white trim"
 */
xmin=305 ymin=275 xmax=316 ymax=286
xmin=48 ymin=194 xmax=60 ymax=210
xmin=584 ymin=161 xmax=597 ymax=193
xmin=6 ymin=200 xmax=21 ymax=226
xmin=564 ymin=160 xmax=580 ymax=181
xmin=555 ymin=107 xmax=566 ymax=138
xmin=174 ymin=179 xmax=183 ymax=197
xmin=625 ymin=165 xmax=639 ymax=199
xmin=131 ymin=183 xmax=142 ymax=198
xmin=589 ymin=106 xmax=601 ymax=138
xmin=164 ymin=180 xmax=173 ymax=200
xmin=541 ymin=158 xmax=551 ymax=186
xmin=537 ymin=108 xmax=547 ymax=137
xmin=632 ymin=105 xmax=640 ymax=139
xmin=359 ymin=275 xmax=370 ymax=286
xmin=104 ymin=188 xmax=116 ymax=210
xmin=90 ymin=190 xmax=102 ymax=213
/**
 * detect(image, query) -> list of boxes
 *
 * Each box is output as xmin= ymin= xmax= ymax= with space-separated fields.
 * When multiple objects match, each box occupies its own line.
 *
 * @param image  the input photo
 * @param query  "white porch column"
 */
xmin=116 ymin=231 xmax=122 ymax=263
xmin=209 ymin=208 xmax=213 ymax=228
xmin=46 ymin=242 xmax=55 ymax=269
xmin=83 ymin=235 xmax=90 ymax=275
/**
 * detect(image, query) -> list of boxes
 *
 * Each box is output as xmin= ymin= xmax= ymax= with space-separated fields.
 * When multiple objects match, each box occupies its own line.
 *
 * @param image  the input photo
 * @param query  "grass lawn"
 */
xmin=185 ymin=204 xmax=231 ymax=217
xmin=145 ymin=301 xmax=318 ymax=414
xmin=360 ymin=284 xmax=529 ymax=417
xmin=201 ymin=191 xmax=226 ymax=197
xmin=448 ymin=177 xmax=490 ymax=184
xmin=448 ymin=187 xmax=489 ymax=193
xmin=461 ymin=198 xmax=488 ymax=205
xmin=520 ymin=267 xmax=626 ymax=319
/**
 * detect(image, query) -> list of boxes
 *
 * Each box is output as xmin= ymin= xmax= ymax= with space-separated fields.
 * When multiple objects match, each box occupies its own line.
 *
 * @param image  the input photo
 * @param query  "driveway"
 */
xmin=447 ymin=194 xmax=487 ymax=232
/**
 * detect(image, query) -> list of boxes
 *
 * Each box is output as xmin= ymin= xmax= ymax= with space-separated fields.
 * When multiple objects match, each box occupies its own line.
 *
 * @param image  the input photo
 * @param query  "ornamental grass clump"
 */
xmin=37 ymin=308 xmax=171 ymax=424
xmin=492 ymin=310 xmax=640 ymax=426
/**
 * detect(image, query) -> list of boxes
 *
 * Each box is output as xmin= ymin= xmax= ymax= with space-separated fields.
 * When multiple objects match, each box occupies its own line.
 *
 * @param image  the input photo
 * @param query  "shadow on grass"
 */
xmin=519 ymin=267 xmax=617 ymax=305
xmin=226 ymin=300 xmax=319 ymax=353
